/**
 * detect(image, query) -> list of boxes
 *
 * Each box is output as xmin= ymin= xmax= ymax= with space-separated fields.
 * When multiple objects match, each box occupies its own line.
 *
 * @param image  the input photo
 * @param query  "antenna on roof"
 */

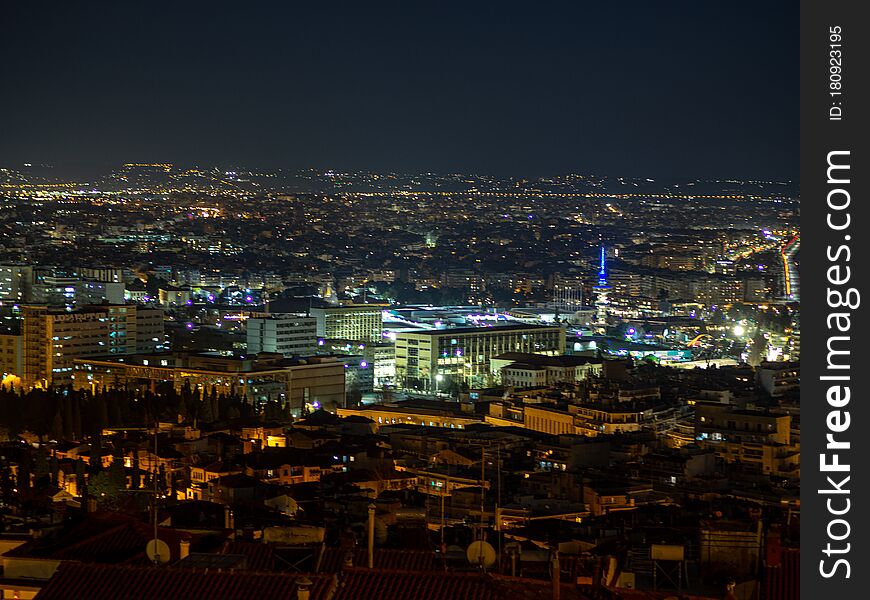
xmin=104 ymin=421 xmax=164 ymax=565
xmin=145 ymin=538 xmax=171 ymax=565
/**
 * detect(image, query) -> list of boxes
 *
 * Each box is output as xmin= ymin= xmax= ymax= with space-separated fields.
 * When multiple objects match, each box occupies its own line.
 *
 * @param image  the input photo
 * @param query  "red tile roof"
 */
xmin=221 ymin=540 xmax=276 ymax=571
xmin=318 ymin=547 xmax=442 ymax=573
xmin=602 ymin=589 xmax=718 ymax=600
xmin=333 ymin=569 xmax=500 ymax=600
xmin=763 ymin=546 xmax=798 ymax=600
xmin=34 ymin=563 xmax=336 ymax=600
xmin=332 ymin=568 xmax=593 ymax=600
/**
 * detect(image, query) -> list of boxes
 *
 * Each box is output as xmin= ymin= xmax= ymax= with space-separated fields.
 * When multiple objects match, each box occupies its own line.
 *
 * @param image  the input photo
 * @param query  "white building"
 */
xmin=247 ymin=315 xmax=317 ymax=357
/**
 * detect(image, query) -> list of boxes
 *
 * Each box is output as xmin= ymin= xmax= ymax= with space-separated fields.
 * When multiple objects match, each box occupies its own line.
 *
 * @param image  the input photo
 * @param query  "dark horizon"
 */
xmin=1 ymin=1 xmax=798 ymax=182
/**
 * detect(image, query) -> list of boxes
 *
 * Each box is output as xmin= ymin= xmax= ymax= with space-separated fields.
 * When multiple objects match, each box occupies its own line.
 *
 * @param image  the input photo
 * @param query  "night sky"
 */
xmin=1 ymin=1 xmax=798 ymax=181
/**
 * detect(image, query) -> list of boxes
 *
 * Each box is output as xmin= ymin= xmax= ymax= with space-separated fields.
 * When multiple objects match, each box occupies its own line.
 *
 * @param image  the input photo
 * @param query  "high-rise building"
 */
xmin=0 ymin=265 xmax=31 ymax=301
xmin=395 ymin=324 xmax=565 ymax=391
xmin=22 ymin=306 xmax=109 ymax=389
xmin=77 ymin=281 xmax=127 ymax=305
xmin=29 ymin=275 xmax=80 ymax=307
xmin=20 ymin=304 xmax=165 ymax=388
xmin=135 ymin=308 xmax=166 ymax=354
xmin=0 ymin=330 xmax=22 ymax=387
xmin=247 ymin=315 xmax=317 ymax=357
xmin=310 ymin=304 xmax=386 ymax=343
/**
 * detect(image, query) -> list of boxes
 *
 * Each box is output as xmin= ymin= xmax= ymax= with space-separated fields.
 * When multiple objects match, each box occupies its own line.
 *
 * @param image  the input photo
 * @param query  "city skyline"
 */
xmin=2 ymin=1 xmax=798 ymax=182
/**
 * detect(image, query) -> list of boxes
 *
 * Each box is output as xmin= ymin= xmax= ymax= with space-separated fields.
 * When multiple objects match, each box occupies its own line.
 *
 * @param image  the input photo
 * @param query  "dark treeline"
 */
xmin=0 ymin=381 xmax=294 ymax=442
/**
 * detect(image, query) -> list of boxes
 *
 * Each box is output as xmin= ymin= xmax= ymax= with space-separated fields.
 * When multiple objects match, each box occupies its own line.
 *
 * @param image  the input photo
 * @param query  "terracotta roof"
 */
xmin=602 ymin=589 xmax=718 ymax=600
xmin=763 ymin=546 xmax=798 ymax=600
xmin=35 ymin=563 xmax=336 ymax=600
xmin=332 ymin=569 xmax=593 ymax=600
xmin=318 ymin=548 xmax=442 ymax=573
xmin=221 ymin=540 xmax=275 ymax=571
xmin=332 ymin=569 xmax=500 ymax=600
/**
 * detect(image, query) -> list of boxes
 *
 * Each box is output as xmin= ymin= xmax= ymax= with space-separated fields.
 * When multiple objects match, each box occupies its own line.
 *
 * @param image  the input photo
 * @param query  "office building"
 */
xmin=0 ymin=265 xmax=31 ymax=301
xmin=310 ymin=304 xmax=386 ymax=342
xmin=395 ymin=323 xmax=565 ymax=391
xmin=247 ymin=315 xmax=317 ymax=357
xmin=0 ymin=331 xmax=22 ymax=387
xmin=20 ymin=305 xmax=165 ymax=388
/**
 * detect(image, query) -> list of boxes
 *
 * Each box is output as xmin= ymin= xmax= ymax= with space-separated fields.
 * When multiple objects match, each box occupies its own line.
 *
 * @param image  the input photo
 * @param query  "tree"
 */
xmin=87 ymin=452 xmax=127 ymax=510
xmin=75 ymin=459 xmax=87 ymax=496
xmin=33 ymin=450 xmax=51 ymax=489
xmin=346 ymin=383 xmax=363 ymax=408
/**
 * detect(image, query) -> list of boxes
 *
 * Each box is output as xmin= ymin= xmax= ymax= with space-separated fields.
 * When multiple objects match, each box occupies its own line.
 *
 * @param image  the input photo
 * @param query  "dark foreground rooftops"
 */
xmin=35 ymin=563 xmax=335 ymax=600
xmin=33 ymin=562 xmax=594 ymax=600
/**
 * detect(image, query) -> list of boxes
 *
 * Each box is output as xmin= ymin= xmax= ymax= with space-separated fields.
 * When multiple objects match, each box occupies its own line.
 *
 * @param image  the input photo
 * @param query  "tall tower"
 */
xmin=593 ymin=245 xmax=611 ymax=332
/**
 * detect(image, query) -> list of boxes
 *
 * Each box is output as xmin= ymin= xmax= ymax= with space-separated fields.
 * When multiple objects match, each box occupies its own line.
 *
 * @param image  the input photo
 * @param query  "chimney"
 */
xmin=340 ymin=530 xmax=355 ymax=568
xmin=179 ymin=540 xmax=190 ymax=560
xmin=367 ymin=503 xmax=376 ymax=569
xmin=551 ymin=551 xmax=561 ymax=600
xmin=224 ymin=505 xmax=234 ymax=531
xmin=296 ymin=576 xmax=312 ymax=600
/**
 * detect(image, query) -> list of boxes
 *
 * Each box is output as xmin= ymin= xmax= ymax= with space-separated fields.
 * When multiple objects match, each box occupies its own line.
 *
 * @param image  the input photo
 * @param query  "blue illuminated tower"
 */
xmin=593 ymin=245 xmax=611 ymax=331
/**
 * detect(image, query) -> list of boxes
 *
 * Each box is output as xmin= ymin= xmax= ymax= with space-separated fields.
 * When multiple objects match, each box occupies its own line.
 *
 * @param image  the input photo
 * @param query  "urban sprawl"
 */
xmin=0 ymin=164 xmax=799 ymax=599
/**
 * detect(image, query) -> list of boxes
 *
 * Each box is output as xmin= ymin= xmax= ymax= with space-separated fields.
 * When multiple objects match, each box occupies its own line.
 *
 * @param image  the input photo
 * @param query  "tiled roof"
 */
xmin=332 ymin=569 xmax=500 ymax=600
xmin=318 ymin=548 xmax=442 ymax=573
xmin=332 ymin=569 xmax=593 ymax=600
xmin=221 ymin=540 xmax=275 ymax=571
xmin=763 ymin=546 xmax=799 ymax=600
xmin=34 ymin=563 xmax=336 ymax=600
xmin=602 ymin=589 xmax=718 ymax=600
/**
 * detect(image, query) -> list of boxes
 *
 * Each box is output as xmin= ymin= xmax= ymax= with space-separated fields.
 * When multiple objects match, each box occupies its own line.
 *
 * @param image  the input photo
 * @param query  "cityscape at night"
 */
xmin=0 ymin=2 xmax=798 ymax=600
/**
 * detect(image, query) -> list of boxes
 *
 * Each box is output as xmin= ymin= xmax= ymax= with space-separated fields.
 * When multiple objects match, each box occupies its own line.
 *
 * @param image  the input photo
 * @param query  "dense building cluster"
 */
xmin=0 ymin=166 xmax=799 ymax=599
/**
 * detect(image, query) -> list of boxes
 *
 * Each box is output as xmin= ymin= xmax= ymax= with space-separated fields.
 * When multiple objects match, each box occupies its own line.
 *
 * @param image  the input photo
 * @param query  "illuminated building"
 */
xmin=22 ymin=306 xmax=107 ymax=389
xmin=756 ymin=361 xmax=799 ymax=398
xmin=395 ymin=324 xmax=565 ymax=391
xmin=20 ymin=305 xmax=165 ymax=389
xmin=0 ymin=264 xmax=31 ymax=301
xmin=694 ymin=403 xmax=799 ymax=479
xmin=135 ymin=308 xmax=166 ymax=353
xmin=490 ymin=352 xmax=602 ymax=387
xmin=29 ymin=275 xmax=80 ymax=307
xmin=72 ymin=352 xmax=346 ymax=413
xmin=76 ymin=281 xmax=126 ymax=305
xmin=0 ymin=331 xmax=22 ymax=387
xmin=247 ymin=315 xmax=317 ymax=357
xmin=337 ymin=403 xmax=482 ymax=431
xmin=310 ymin=304 xmax=386 ymax=343
xmin=158 ymin=285 xmax=191 ymax=307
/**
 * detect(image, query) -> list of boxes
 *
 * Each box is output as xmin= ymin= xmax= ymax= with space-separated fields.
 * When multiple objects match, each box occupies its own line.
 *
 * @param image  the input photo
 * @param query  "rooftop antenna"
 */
xmin=105 ymin=421 xmax=165 ymax=565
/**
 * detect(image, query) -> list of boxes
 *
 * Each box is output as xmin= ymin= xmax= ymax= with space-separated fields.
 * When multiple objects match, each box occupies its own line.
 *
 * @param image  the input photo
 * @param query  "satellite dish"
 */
xmin=145 ymin=538 xmax=171 ymax=564
xmin=466 ymin=541 xmax=497 ymax=569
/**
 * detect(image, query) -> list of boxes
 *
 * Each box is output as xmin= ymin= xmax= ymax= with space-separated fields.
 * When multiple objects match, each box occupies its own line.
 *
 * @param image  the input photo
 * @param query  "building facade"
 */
xmin=247 ymin=315 xmax=317 ymax=357
xmin=310 ymin=304 xmax=386 ymax=343
xmin=72 ymin=352 xmax=346 ymax=414
xmin=20 ymin=305 xmax=165 ymax=388
xmin=395 ymin=324 xmax=565 ymax=391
